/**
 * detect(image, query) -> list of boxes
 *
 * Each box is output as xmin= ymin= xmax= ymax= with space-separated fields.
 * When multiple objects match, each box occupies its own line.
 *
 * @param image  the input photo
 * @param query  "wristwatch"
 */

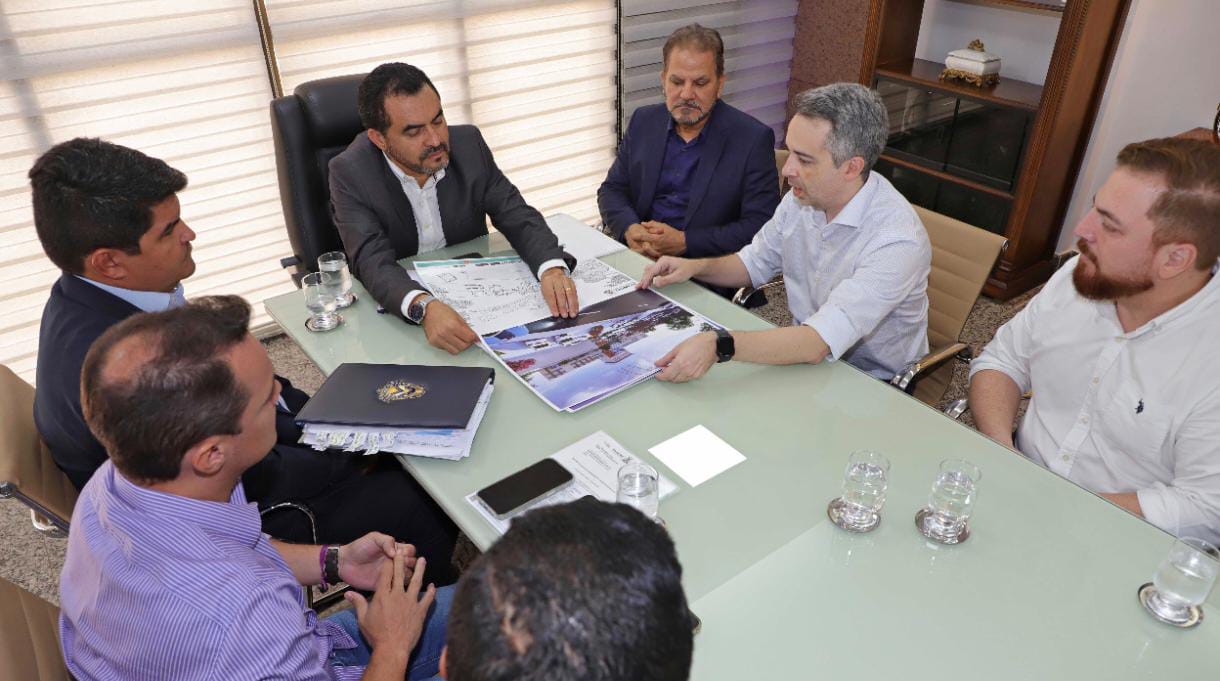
xmin=406 ymin=293 xmax=435 ymax=325
xmin=713 ymin=328 xmax=735 ymax=363
xmin=323 ymin=545 xmax=341 ymax=588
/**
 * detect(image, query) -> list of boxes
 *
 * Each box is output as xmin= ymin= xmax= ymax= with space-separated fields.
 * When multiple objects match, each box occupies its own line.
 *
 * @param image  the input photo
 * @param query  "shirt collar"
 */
xmin=76 ymin=276 xmax=186 ymax=312
xmin=1137 ymin=260 xmax=1220 ymax=333
xmin=823 ymin=171 xmax=879 ymax=229
xmin=105 ymin=461 xmax=263 ymax=548
xmin=1093 ymin=259 xmax=1220 ymax=338
xmin=383 ymin=151 xmax=445 ymax=191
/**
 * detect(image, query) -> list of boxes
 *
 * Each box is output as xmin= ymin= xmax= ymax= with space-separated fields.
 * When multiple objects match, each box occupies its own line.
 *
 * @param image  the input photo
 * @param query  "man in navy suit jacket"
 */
xmin=598 ymin=24 xmax=779 ymax=267
xmin=29 ymin=138 xmax=458 ymax=582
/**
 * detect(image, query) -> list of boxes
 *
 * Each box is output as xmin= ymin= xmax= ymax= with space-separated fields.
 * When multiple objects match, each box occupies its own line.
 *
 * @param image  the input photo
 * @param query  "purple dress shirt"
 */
xmin=59 ymin=461 xmax=363 ymax=680
xmin=648 ymin=120 xmax=706 ymax=230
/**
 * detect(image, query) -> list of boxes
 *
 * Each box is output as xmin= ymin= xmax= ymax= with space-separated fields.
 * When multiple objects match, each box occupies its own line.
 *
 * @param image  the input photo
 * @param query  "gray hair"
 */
xmin=792 ymin=83 xmax=888 ymax=173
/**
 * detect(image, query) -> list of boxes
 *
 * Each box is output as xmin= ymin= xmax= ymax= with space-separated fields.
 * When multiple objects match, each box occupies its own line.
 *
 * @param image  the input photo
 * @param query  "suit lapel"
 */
xmin=636 ymin=112 xmax=670 ymax=215
xmin=435 ymin=134 xmax=490 ymax=245
xmin=682 ymin=105 xmax=727 ymax=228
xmin=375 ymin=152 xmax=420 ymax=256
xmin=436 ymin=165 xmax=467 ymax=246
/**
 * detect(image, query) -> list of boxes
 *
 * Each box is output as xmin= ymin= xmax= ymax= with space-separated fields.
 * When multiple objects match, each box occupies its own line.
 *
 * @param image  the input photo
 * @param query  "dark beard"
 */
xmin=669 ymin=101 xmax=711 ymax=127
xmin=1071 ymin=239 xmax=1153 ymax=300
xmin=388 ymin=143 xmax=448 ymax=177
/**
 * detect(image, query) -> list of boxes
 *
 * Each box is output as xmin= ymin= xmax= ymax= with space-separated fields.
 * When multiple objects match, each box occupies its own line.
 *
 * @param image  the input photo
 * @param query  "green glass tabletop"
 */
xmin=265 ymin=220 xmax=1218 ymax=680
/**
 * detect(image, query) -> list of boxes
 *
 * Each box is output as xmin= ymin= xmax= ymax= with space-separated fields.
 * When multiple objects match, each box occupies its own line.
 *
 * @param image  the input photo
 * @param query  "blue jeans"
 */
xmin=327 ymin=584 xmax=453 ymax=681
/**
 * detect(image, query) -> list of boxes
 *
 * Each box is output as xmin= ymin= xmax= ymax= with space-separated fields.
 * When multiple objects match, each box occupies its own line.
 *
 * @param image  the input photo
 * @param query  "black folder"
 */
xmin=295 ymin=363 xmax=495 ymax=430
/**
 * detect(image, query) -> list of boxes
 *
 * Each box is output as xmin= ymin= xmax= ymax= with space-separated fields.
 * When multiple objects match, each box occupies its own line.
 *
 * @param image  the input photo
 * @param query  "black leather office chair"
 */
xmin=270 ymin=74 xmax=367 ymax=284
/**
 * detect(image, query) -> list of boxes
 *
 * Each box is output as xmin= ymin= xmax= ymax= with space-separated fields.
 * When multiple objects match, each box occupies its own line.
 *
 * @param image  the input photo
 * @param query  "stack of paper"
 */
xmin=414 ymin=255 xmax=722 ymax=412
xmin=300 ymin=382 xmax=493 ymax=461
xmin=413 ymin=254 xmax=637 ymax=335
xmin=546 ymin=213 xmax=627 ymax=261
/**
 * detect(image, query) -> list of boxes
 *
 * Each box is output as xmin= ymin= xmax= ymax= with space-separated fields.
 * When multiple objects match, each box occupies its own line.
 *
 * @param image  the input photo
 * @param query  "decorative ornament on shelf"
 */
xmin=940 ymin=39 xmax=1001 ymax=88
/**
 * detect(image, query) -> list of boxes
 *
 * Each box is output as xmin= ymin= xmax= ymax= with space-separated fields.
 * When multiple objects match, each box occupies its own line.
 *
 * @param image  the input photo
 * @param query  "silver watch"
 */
xmin=406 ymin=293 xmax=435 ymax=324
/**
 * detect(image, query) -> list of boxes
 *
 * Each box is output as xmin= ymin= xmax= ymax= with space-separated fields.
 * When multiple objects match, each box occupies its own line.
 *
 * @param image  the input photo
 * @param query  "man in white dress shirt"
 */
xmin=638 ymin=83 xmax=931 ymax=381
xmin=969 ymin=137 xmax=1220 ymax=543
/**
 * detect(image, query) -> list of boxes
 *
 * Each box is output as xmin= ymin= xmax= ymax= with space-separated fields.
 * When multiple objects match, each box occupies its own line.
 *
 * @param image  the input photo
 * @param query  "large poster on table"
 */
xmin=482 ymin=289 xmax=720 ymax=411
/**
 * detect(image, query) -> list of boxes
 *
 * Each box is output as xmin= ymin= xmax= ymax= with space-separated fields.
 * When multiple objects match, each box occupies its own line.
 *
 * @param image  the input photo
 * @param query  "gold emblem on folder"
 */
xmin=377 ymin=380 xmax=426 ymax=403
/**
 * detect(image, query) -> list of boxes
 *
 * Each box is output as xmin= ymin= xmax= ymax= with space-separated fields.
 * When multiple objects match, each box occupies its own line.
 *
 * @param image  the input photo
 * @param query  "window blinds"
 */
xmin=0 ymin=0 xmax=616 ymax=382
xmin=265 ymin=0 xmax=618 ymax=223
xmin=620 ymin=0 xmax=797 ymax=144
xmin=0 ymin=0 xmax=289 ymax=381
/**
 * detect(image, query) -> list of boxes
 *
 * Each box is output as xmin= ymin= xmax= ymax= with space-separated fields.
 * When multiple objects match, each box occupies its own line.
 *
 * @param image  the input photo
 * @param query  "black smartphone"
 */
xmin=476 ymin=459 xmax=574 ymax=518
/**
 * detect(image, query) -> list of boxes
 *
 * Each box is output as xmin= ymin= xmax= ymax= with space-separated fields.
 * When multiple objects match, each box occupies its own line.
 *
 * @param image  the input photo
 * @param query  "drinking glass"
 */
xmin=302 ymin=271 xmax=343 ymax=331
xmin=1141 ymin=537 xmax=1219 ymax=625
xmin=617 ymin=461 xmax=660 ymax=522
xmin=318 ymin=251 xmax=355 ymax=307
xmin=828 ymin=450 xmax=890 ymax=532
xmin=917 ymin=459 xmax=981 ymax=544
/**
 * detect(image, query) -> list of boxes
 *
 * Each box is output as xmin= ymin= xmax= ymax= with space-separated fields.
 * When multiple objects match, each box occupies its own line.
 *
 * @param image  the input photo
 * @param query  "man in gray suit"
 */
xmin=329 ymin=63 xmax=578 ymax=354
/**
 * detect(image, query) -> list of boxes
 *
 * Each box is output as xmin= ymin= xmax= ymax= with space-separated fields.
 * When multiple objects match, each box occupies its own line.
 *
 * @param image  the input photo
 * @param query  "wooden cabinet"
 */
xmin=789 ymin=0 xmax=1130 ymax=299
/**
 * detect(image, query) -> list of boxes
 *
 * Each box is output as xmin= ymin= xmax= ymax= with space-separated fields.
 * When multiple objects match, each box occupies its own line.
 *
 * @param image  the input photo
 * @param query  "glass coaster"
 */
xmin=915 ymin=507 xmax=970 ymax=545
xmin=1137 ymin=582 xmax=1204 ymax=628
xmin=827 ymin=497 xmax=880 ymax=533
xmin=305 ymin=313 xmax=343 ymax=332
xmin=335 ymin=292 xmax=358 ymax=309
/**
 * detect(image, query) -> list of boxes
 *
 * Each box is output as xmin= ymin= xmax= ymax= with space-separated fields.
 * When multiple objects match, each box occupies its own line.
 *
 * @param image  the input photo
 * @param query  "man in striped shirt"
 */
xmin=30 ymin=137 xmax=459 ymax=579
xmin=59 ymin=295 xmax=451 ymax=681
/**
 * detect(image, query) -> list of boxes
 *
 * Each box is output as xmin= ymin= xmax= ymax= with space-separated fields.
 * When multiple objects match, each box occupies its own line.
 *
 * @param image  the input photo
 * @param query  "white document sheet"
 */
xmin=649 ymin=425 xmax=746 ymax=487
xmin=546 ymin=213 xmax=627 ymax=261
xmin=466 ymin=431 xmax=677 ymax=535
xmin=413 ymin=255 xmax=635 ymax=334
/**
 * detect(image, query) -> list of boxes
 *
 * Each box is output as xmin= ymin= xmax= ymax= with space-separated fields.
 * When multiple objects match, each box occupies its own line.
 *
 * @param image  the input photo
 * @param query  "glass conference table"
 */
xmin=265 ymin=222 xmax=1218 ymax=679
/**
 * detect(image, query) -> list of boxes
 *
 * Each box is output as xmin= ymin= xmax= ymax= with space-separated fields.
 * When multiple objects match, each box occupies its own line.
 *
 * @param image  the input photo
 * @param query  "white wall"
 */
xmin=1057 ymin=0 xmax=1220 ymax=250
xmin=914 ymin=0 xmax=1061 ymax=85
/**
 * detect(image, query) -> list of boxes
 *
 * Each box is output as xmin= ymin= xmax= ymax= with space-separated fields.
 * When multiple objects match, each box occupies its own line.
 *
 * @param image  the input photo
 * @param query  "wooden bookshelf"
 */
xmin=875 ymin=58 xmax=1043 ymax=112
xmin=879 ymin=153 xmax=1016 ymax=200
xmin=853 ymin=0 xmax=1130 ymax=299
xmin=951 ymin=0 xmax=1067 ymax=13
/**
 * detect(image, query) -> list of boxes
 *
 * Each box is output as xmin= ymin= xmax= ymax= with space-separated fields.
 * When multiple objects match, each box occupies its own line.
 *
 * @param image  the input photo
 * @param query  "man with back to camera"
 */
xmin=60 ymin=295 xmax=451 ymax=680
xmin=329 ymin=62 xmax=579 ymax=354
xmin=597 ymin=24 xmax=780 ymax=291
xmin=439 ymin=497 xmax=694 ymax=681
xmin=30 ymin=138 xmax=458 ymax=580
xmin=969 ymin=137 xmax=1220 ymax=544
xmin=637 ymin=83 xmax=931 ymax=382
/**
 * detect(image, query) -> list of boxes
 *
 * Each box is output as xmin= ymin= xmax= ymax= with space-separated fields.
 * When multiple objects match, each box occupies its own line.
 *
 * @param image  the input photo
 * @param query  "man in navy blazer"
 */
xmin=598 ymin=24 xmax=779 ymax=266
xmin=29 ymin=138 xmax=458 ymax=581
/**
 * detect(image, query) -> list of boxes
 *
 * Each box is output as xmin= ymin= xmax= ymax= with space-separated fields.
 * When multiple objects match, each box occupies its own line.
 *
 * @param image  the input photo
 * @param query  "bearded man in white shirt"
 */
xmin=970 ymin=137 xmax=1220 ymax=543
xmin=638 ymin=83 xmax=931 ymax=381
